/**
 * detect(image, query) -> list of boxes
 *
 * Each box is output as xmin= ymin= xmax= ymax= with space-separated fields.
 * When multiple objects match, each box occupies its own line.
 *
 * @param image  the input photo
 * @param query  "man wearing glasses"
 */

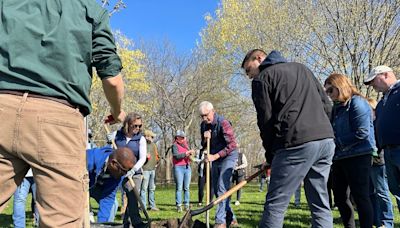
xmin=87 ymin=147 xmax=135 ymax=223
xmin=199 ymin=101 xmax=239 ymax=228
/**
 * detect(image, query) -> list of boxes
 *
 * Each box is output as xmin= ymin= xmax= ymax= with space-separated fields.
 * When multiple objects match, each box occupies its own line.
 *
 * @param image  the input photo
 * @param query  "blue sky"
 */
xmin=109 ymin=0 xmax=219 ymax=53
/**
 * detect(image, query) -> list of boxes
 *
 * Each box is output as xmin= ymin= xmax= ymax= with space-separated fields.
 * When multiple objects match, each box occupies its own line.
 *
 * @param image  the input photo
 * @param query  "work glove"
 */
xmin=106 ymin=132 xmax=115 ymax=144
xmin=126 ymin=169 xmax=135 ymax=179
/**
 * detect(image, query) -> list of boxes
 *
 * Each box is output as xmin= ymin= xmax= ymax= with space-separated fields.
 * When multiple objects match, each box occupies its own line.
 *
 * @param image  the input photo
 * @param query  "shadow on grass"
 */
xmin=0 ymin=214 xmax=12 ymax=227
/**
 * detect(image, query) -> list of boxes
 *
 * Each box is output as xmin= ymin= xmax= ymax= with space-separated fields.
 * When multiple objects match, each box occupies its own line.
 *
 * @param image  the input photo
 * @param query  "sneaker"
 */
xmin=184 ymin=205 xmax=190 ymax=211
xmin=230 ymin=220 xmax=240 ymax=227
xmin=198 ymin=202 xmax=203 ymax=206
xmin=234 ymin=201 xmax=240 ymax=206
xmin=150 ymin=207 xmax=160 ymax=211
xmin=177 ymin=205 xmax=183 ymax=212
xmin=214 ymin=223 xmax=226 ymax=228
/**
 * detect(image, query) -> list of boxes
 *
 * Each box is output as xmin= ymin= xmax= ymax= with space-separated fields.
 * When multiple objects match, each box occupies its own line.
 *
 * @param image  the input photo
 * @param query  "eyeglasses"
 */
xmin=113 ymin=159 xmax=130 ymax=174
xmin=130 ymin=124 xmax=142 ymax=129
xmin=200 ymin=111 xmax=210 ymax=118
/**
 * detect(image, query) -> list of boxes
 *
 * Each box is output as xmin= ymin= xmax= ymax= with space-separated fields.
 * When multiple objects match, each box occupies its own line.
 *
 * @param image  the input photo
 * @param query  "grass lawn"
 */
xmin=1 ymin=184 xmax=399 ymax=227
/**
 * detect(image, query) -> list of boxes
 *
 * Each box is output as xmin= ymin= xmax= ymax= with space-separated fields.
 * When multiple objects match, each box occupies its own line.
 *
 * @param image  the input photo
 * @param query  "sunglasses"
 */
xmin=130 ymin=124 xmax=142 ymax=129
xmin=113 ymin=159 xmax=130 ymax=174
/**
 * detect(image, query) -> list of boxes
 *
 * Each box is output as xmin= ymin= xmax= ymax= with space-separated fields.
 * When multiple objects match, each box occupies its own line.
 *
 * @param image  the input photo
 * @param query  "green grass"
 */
xmin=1 ymin=184 xmax=399 ymax=227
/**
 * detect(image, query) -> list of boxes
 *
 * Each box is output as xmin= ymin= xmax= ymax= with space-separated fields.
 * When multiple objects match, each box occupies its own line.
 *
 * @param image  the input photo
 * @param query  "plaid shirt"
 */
xmin=201 ymin=113 xmax=237 ymax=158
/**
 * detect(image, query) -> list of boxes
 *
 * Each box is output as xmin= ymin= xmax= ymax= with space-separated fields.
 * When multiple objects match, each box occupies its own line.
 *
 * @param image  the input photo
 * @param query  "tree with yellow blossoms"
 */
xmin=89 ymin=31 xmax=150 ymax=142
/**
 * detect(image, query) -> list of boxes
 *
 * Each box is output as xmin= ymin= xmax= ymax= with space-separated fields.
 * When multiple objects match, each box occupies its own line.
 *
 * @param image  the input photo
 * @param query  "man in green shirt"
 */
xmin=0 ymin=1 xmax=125 ymax=227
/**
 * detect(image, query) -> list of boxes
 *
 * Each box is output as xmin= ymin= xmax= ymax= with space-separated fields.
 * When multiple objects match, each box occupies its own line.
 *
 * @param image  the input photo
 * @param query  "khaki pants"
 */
xmin=0 ymin=93 xmax=87 ymax=228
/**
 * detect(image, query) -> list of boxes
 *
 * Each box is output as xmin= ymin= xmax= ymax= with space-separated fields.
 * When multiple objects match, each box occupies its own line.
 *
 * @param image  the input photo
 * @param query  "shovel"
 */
xmin=124 ymin=176 xmax=152 ymax=224
xmin=179 ymin=166 xmax=267 ymax=227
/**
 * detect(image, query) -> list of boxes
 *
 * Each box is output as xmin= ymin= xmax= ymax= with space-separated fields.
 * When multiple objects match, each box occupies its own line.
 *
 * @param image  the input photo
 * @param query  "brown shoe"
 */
xmin=214 ymin=223 xmax=226 ymax=228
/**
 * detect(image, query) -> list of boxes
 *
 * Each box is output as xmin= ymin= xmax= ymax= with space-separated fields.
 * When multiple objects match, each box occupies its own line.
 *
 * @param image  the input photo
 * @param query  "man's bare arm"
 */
xmin=102 ymin=73 xmax=126 ymax=123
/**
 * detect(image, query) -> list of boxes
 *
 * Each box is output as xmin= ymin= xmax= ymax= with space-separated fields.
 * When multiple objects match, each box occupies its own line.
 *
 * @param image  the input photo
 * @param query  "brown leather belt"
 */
xmin=0 ymin=90 xmax=77 ymax=109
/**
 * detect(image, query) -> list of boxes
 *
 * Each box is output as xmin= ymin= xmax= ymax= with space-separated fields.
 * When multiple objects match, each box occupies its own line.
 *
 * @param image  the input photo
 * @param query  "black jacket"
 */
xmin=251 ymin=51 xmax=334 ymax=163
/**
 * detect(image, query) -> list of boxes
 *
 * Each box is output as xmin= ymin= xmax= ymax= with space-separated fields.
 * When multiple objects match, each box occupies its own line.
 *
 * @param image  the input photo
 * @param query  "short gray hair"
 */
xmin=198 ymin=101 xmax=214 ymax=113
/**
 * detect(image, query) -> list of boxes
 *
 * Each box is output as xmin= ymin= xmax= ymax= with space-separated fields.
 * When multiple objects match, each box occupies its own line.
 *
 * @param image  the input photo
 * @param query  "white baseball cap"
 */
xmin=364 ymin=65 xmax=393 ymax=85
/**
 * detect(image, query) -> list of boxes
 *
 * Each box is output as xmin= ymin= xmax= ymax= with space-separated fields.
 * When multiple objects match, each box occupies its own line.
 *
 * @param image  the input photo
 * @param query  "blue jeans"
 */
xmin=384 ymin=148 xmax=400 ymax=212
xmin=212 ymin=152 xmax=238 ymax=225
xmin=13 ymin=177 xmax=39 ymax=228
xmin=174 ymin=165 xmax=191 ymax=207
xmin=370 ymin=164 xmax=394 ymax=228
xmin=90 ymin=186 xmax=118 ymax=222
xmin=141 ymin=170 xmax=156 ymax=209
xmin=259 ymin=138 xmax=335 ymax=228
xmin=294 ymin=184 xmax=301 ymax=206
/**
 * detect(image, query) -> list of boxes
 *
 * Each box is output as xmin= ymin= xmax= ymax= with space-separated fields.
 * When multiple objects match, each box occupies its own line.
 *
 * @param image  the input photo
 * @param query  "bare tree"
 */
xmin=295 ymin=0 xmax=400 ymax=94
xmin=101 ymin=0 xmax=126 ymax=16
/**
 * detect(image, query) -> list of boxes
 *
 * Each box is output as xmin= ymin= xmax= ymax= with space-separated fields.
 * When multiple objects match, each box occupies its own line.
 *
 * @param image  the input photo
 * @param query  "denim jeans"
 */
xmin=259 ymin=177 xmax=266 ymax=192
xmin=232 ymin=172 xmax=244 ymax=201
xmin=13 ymin=177 xmax=39 ymax=228
xmin=384 ymin=148 xmax=400 ymax=212
xmin=141 ymin=170 xmax=156 ymax=209
xmin=294 ymin=184 xmax=301 ymax=206
xmin=212 ymin=152 xmax=238 ymax=225
xmin=89 ymin=185 xmax=118 ymax=222
xmin=259 ymin=138 xmax=335 ymax=228
xmin=370 ymin=164 xmax=394 ymax=228
xmin=174 ymin=165 xmax=191 ymax=207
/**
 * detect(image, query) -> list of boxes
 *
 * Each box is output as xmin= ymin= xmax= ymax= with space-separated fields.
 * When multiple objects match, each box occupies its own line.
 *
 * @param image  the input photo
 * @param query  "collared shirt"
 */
xmin=382 ymin=80 xmax=400 ymax=106
xmin=0 ymin=0 xmax=122 ymax=116
xmin=200 ymin=113 xmax=238 ymax=158
xmin=91 ymin=156 xmax=112 ymax=189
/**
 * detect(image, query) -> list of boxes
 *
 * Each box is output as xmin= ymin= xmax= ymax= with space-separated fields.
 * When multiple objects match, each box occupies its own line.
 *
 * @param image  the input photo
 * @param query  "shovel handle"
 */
xmin=127 ymin=176 xmax=151 ymax=222
xmin=191 ymin=167 xmax=267 ymax=216
xmin=103 ymin=124 xmax=117 ymax=150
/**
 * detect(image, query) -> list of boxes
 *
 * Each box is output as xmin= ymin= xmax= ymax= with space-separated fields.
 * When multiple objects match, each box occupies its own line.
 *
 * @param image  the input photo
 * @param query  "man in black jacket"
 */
xmin=242 ymin=49 xmax=335 ymax=228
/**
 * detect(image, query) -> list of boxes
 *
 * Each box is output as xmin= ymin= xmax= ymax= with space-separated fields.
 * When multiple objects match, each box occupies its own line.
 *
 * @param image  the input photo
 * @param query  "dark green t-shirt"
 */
xmin=0 ymin=0 xmax=122 ymax=116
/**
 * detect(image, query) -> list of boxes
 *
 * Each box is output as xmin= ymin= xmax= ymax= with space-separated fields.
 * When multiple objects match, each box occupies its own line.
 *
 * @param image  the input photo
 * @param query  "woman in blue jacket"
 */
xmin=324 ymin=73 xmax=375 ymax=228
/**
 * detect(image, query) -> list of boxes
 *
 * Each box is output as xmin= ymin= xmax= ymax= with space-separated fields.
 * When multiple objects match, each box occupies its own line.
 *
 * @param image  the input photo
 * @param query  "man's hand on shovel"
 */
xmin=204 ymin=153 xmax=219 ymax=163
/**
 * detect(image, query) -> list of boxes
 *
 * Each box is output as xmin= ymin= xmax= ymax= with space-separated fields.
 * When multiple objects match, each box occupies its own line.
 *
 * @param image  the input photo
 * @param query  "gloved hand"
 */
xmin=126 ymin=169 xmax=135 ymax=179
xmin=106 ymin=132 xmax=115 ymax=144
